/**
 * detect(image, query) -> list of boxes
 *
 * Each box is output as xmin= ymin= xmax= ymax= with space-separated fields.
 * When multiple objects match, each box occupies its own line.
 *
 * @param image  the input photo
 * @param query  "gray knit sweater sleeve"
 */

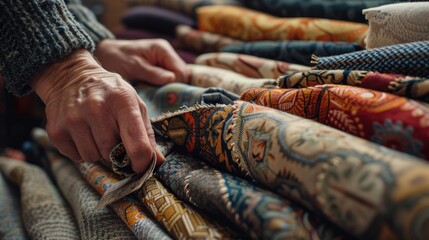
xmin=65 ymin=0 xmax=115 ymax=44
xmin=0 ymin=0 xmax=95 ymax=96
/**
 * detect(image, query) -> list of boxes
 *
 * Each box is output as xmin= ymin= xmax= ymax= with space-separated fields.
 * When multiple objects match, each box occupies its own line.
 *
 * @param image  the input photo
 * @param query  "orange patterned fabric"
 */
xmin=240 ymin=85 xmax=429 ymax=160
xmin=197 ymin=5 xmax=368 ymax=47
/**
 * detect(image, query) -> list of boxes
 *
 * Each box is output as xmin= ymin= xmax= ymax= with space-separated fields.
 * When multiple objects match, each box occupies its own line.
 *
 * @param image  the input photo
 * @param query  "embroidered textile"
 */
xmin=221 ymin=41 xmax=363 ymax=66
xmin=313 ymin=41 xmax=429 ymax=78
xmin=189 ymin=64 xmax=276 ymax=95
xmin=152 ymin=101 xmax=429 ymax=239
xmin=156 ymin=152 xmax=346 ymax=240
xmin=175 ymin=25 xmax=242 ymax=54
xmin=0 ymin=157 xmax=80 ymax=239
xmin=197 ymin=5 xmax=368 ymax=47
xmin=278 ymin=70 xmax=429 ymax=102
xmin=195 ymin=52 xmax=310 ymax=79
xmin=363 ymin=2 xmax=429 ymax=49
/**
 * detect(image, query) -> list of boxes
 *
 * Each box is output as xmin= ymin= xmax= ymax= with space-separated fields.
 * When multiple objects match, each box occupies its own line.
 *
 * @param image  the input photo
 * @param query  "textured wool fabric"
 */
xmin=136 ymin=82 xmax=239 ymax=118
xmin=175 ymin=25 xmax=242 ymax=54
xmin=197 ymin=5 xmax=368 ymax=47
xmin=157 ymin=152 xmax=346 ymax=240
xmin=195 ymin=53 xmax=310 ymax=79
xmin=0 ymin=0 xmax=94 ymax=95
xmin=278 ymin=70 xmax=429 ymax=102
xmin=47 ymin=152 xmax=137 ymax=240
xmin=122 ymin=6 xmax=196 ymax=36
xmin=189 ymin=64 xmax=277 ymax=95
xmin=151 ymin=101 xmax=429 ymax=239
xmin=313 ymin=41 xmax=429 ymax=78
xmin=0 ymin=173 xmax=27 ymax=239
xmin=240 ymin=85 xmax=429 ymax=159
xmin=138 ymin=177 xmax=234 ymax=239
xmin=239 ymin=0 xmax=400 ymax=23
xmin=221 ymin=41 xmax=363 ymax=66
xmin=0 ymin=157 xmax=80 ymax=239
xmin=127 ymin=0 xmax=241 ymax=18
xmin=363 ymin=2 xmax=429 ymax=49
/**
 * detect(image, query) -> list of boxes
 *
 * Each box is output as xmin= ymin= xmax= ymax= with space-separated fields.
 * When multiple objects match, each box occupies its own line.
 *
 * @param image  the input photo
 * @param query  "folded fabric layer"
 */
xmin=197 ymin=5 xmax=368 ymax=47
xmin=151 ymin=101 xmax=429 ymax=239
xmin=238 ymin=0 xmax=400 ymax=23
xmin=363 ymin=2 xmax=429 ymax=49
xmin=122 ymin=6 xmax=196 ymax=36
xmin=0 ymin=157 xmax=80 ymax=239
xmin=189 ymin=64 xmax=277 ymax=95
xmin=221 ymin=41 xmax=363 ymax=66
xmin=176 ymin=25 xmax=242 ymax=54
xmin=157 ymin=152 xmax=346 ymax=240
xmin=195 ymin=53 xmax=310 ymax=79
xmin=48 ymin=152 xmax=137 ymax=240
xmin=127 ymin=0 xmax=241 ymax=18
xmin=138 ymin=177 xmax=234 ymax=239
xmin=313 ymin=41 xmax=429 ymax=78
xmin=279 ymin=70 xmax=429 ymax=102
xmin=0 ymin=173 xmax=27 ymax=239
xmin=136 ymin=82 xmax=238 ymax=118
xmin=240 ymin=85 xmax=429 ymax=159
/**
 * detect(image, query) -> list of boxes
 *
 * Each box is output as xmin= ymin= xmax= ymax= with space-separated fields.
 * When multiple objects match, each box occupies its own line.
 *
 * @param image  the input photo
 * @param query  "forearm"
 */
xmin=0 ymin=0 xmax=94 ymax=96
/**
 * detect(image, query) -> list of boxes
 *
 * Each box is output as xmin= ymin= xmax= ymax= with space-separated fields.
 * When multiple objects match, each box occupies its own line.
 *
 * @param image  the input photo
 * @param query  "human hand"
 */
xmin=94 ymin=39 xmax=190 ymax=85
xmin=30 ymin=49 xmax=164 ymax=173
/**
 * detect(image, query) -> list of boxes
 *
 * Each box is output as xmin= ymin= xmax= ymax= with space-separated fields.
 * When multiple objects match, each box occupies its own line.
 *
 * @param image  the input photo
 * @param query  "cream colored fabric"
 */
xmin=363 ymin=2 xmax=429 ymax=49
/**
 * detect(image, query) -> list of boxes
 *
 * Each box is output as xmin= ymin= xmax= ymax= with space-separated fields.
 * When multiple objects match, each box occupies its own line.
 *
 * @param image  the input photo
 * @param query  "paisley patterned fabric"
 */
xmin=189 ymin=64 xmax=277 ymax=95
xmin=157 ymin=152 xmax=346 ymax=240
xmin=238 ymin=0 xmax=399 ymax=23
xmin=363 ymin=2 xmax=429 ymax=49
xmin=151 ymin=101 xmax=429 ymax=240
xmin=176 ymin=25 xmax=242 ymax=54
xmin=197 ymin=5 xmax=368 ymax=47
xmin=278 ymin=70 xmax=429 ymax=102
xmin=240 ymin=85 xmax=429 ymax=159
xmin=221 ymin=41 xmax=363 ymax=66
xmin=313 ymin=41 xmax=429 ymax=78
xmin=195 ymin=52 xmax=310 ymax=79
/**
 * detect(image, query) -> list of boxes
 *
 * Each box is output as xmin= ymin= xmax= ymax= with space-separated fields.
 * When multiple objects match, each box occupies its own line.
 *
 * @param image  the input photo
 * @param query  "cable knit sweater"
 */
xmin=0 ymin=0 xmax=114 ymax=96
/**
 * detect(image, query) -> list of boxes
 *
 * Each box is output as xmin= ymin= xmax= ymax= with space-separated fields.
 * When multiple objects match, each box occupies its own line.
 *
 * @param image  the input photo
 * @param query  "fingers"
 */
xmin=152 ymin=40 xmax=190 ymax=84
xmin=71 ymin=127 xmax=102 ymax=162
xmin=132 ymin=57 xmax=177 ymax=85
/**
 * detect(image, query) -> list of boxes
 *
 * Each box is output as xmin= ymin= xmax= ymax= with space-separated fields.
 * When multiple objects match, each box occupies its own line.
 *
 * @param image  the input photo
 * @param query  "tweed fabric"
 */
xmin=313 ymin=41 xmax=429 ymax=78
xmin=221 ymin=41 xmax=363 ymax=66
xmin=157 ymin=152 xmax=346 ymax=240
xmin=189 ymin=64 xmax=276 ymax=95
xmin=0 ymin=0 xmax=94 ymax=95
xmin=136 ymin=82 xmax=238 ymax=118
xmin=151 ymin=101 xmax=429 ymax=239
xmin=0 ymin=157 xmax=80 ymax=239
xmin=138 ymin=177 xmax=233 ymax=239
xmin=195 ymin=53 xmax=310 ymax=79
xmin=0 ymin=173 xmax=27 ymax=240
xmin=175 ymin=25 xmax=242 ymax=54
xmin=48 ymin=152 xmax=137 ymax=240
xmin=363 ymin=2 xmax=429 ymax=49
xmin=239 ymin=0 xmax=399 ymax=23
xmin=197 ymin=5 xmax=368 ymax=47
xmin=279 ymin=70 xmax=429 ymax=102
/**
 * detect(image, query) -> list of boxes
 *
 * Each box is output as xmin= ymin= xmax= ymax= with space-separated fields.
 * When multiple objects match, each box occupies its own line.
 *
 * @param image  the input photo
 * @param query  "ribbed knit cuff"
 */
xmin=66 ymin=3 xmax=115 ymax=44
xmin=0 ymin=0 xmax=95 ymax=96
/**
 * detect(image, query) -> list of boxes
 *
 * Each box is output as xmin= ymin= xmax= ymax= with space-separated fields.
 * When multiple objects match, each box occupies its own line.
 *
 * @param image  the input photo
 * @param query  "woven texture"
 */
xmin=197 ymin=5 xmax=368 ymax=47
xmin=195 ymin=53 xmax=310 ymax=79
xmin=363 ymin=2 xmax=429 ymax=49
xmin=313 ymin=41 xmax=429 ymax=78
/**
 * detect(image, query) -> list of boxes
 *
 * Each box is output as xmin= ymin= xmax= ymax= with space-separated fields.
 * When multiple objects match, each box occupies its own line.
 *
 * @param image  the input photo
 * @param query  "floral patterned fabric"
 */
xmin=221 ymin=40 xmax=363 ymax=66
xmin=240 ymin=85 xmax=429 ymax=159
xmin=151 ymin=101 xmax=429 ymax=240
xmin=197 ymin=5 xmax=368 ymax=47
xmin=195 ymin=52 xmax=310 ymax=79
xmin=278 ymin=70 xmax=429 ymax=102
